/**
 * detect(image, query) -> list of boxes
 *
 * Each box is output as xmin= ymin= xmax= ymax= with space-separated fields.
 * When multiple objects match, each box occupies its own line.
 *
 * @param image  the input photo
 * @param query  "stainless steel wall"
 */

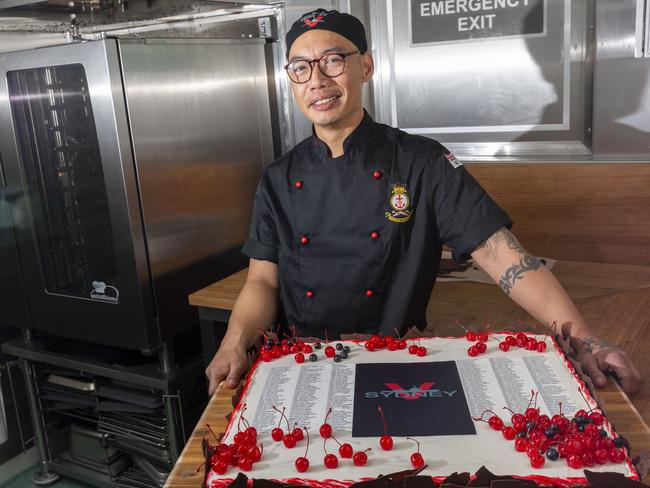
xmin=119 ymin=39 xmax=274 ymax=339
xmin=369 ymin=0 xmax=594 ymax=159
xmin=592 ymin=0 xmax=650 ymax=157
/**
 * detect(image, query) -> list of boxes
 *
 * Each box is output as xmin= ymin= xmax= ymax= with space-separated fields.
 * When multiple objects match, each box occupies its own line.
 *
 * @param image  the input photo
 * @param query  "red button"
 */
xmin=300 ymin=236 xmax=309 ymax=245
xmin=295 ymin=180 xmax=303 ymax=189
xmin=372 ymin=171 xmax=382 ymax=180
xmin=306 ymin=290 xmax=314 ymax=298
xmin=371 ymin=231 xmax=379 ymax=239
xmin=365 ymin=289 xmax=374 ymax=297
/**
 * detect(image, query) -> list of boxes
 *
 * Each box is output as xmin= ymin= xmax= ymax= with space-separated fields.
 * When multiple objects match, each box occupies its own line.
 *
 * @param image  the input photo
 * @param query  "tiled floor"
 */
xmin=1 ymin=467 xmax=92 ymax=488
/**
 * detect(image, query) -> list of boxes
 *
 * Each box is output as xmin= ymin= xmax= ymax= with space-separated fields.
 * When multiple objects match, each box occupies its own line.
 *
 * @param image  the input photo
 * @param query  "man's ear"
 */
xmin=361 ymin=52 xmax=374 ymax=82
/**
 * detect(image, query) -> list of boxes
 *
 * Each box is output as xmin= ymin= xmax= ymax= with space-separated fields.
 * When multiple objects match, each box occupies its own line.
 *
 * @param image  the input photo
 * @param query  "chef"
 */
xmin=206 ymin=8 xmax=641 ymax=398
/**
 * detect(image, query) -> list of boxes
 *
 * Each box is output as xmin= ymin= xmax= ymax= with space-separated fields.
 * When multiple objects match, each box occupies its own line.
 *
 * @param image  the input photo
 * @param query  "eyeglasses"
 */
xmin=284 ymin=51 xmax=360 ymax=84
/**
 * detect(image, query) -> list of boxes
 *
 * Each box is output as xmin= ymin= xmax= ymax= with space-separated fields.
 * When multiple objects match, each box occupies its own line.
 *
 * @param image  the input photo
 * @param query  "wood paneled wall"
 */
xmin=465 ymin=163 xmax=650 ymax=266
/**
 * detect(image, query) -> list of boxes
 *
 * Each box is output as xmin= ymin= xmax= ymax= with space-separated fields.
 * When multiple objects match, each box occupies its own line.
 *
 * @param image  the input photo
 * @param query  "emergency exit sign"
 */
xmin=411 ymin=0 xmax=545 ymax=45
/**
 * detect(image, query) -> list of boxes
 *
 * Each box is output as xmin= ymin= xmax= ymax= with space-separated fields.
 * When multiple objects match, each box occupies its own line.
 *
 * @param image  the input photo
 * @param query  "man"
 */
xmin=205 ymin=9 xmax=641 ymax=397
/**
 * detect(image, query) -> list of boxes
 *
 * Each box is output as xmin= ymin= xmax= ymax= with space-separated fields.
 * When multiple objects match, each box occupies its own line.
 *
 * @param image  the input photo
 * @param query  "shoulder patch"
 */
xmin=444 ymin=152 xmax=463 ymax=169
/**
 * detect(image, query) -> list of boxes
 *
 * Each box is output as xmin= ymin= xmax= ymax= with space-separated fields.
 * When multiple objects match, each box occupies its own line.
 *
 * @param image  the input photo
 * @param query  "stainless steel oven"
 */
xmin=0 ymin=38 xmax=274 ymax=353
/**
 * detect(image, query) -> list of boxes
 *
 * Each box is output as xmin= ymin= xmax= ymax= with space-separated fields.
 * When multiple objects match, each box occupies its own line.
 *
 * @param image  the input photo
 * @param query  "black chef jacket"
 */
xmin=242 ymin=111 xmax=512 ymax=339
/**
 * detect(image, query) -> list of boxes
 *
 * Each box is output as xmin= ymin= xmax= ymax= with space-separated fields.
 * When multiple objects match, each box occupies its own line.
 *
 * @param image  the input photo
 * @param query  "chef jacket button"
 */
xmin=300 ymin=236 xmax=310 ymax=245
xmin=370 ymin=231 xmax=379 ymax=239
xmin=306 ymin=290 xmax=315 ymax=298
xmin=372 ymin=171 xmax=382 ymax=180
xmin=295 ymin=180 xmax=303 ymax=189
xmin=365 ymin=289 xmax=374 ymax=297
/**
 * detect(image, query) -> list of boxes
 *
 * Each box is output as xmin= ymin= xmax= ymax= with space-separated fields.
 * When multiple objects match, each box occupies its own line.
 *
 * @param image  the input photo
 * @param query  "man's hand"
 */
xmin=573 ymin=336 xmax=642 ymax=397
xmin=204 ymin=258 xmax=279 ymax=395
xmin=205 ymin=342 xmax=249 ymax=395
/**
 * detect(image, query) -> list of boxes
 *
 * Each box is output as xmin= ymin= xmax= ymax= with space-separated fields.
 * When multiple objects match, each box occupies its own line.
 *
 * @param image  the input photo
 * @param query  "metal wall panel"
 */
xmin=592 ymin=0 xmax=650 ymax=158
xmin=119 ymin=39 xmax=274 ymax=339
xmin=369 ymin=0 xmax=594 ymax=159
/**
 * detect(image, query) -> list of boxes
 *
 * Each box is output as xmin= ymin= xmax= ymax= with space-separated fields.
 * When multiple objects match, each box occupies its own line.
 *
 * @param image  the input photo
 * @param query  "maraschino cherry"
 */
xmin=294 ymin=428 xmax=310 ymax=473
xmin=271 ymin=406 xmax=286 ymax=441
xmin=324 ymin=330 xmax=336 ymax=358
xmin=331 ymin=434 xmax=353 ymax=458
xmin=353 ymin=448 xmax=371 ymax=466
xmin=320 ymin=407 xmax=333 ymax=438
xmin=377 ymin=406 xmax=393 ymax=450
xmin=292 ymin=423 xmax=304 ymax=441
xmin=323 ymin=438 xmax=338 ymax=469
xmin=406 ymin=437 xmax=425 ymax=468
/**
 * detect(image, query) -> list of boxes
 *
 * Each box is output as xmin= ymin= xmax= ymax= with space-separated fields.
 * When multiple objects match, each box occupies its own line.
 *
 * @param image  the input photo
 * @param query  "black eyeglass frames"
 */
xmin=284 ymin=51 xmax=360 ymax=84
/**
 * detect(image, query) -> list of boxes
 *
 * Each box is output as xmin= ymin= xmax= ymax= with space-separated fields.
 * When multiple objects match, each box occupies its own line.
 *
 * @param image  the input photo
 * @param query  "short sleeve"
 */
xmin=433 ymin=148 xmax=513 ymax=263
xmin=241 ymin=173 xmax=278 ymax=263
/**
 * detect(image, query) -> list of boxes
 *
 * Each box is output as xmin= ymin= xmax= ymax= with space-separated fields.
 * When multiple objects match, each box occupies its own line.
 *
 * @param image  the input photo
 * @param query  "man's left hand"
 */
xmin=574 ymin=337 xmax=642 ymax=396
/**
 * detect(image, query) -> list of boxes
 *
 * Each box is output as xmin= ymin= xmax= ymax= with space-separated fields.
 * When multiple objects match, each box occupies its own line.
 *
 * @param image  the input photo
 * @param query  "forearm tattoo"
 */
xmin=485 ymin=228 xmax=541 ymax=296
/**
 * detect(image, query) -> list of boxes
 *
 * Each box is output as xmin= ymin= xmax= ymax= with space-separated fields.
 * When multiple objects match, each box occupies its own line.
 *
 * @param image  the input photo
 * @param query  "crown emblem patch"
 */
xmin=385 ymin=184 xmax=413 ymax=223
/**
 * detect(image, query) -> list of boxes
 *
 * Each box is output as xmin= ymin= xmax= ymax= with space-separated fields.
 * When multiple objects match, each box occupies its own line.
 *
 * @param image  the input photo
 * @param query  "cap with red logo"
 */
xmin=286 ymin=8 xmax=368 ymax=57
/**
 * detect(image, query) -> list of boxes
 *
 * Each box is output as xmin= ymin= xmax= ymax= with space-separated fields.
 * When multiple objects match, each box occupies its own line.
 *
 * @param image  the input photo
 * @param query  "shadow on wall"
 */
xmin=512 ymin=1 xmax=649 ymax=154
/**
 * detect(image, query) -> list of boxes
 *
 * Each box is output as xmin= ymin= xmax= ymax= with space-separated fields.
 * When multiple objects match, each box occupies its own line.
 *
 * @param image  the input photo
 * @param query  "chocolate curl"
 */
xmin=226 ymin=472 xmax=248 ymax=488
xmin=634 ymin=448 xmax=650 ymax=480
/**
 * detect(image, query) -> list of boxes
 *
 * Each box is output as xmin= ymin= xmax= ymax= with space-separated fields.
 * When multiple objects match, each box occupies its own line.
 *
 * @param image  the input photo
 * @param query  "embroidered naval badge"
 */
xmin=385 ymin=184 xmax=414 ymax=223
xmin=302 ymin=11 xmax=326 ymax=28
xmin=444 ymin=152 xmax=463 ymax=169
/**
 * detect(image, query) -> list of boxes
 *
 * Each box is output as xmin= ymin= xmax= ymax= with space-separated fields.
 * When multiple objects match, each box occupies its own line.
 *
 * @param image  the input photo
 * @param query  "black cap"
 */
xmin=286 ymin=9 xmax=367 ymax=58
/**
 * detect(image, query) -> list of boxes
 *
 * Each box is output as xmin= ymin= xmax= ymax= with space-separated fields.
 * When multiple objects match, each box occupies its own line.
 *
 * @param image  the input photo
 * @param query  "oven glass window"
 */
xmin=8 ymin=64 xmax=118 ymax=301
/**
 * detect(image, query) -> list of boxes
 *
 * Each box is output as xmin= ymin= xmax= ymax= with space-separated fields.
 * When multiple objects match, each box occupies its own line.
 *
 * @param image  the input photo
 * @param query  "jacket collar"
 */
xmin=311 ymin=109 xmax=375 ymax=158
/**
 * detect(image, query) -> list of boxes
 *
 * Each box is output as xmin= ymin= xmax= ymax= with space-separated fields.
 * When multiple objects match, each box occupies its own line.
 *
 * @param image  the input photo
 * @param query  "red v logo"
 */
xmin=385 ymin=382 xmax=435 ymax=400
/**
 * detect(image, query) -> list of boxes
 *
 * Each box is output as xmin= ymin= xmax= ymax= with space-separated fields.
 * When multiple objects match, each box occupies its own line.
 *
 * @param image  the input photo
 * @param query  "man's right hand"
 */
xmin=204 ymin=258 xmax=279 ymax=395
xmin=205 ymin=342 xmax=249 ymax=395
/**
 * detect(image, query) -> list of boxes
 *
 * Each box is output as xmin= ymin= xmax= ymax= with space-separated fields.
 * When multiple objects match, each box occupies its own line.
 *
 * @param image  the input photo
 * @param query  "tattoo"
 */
xmin=485 ymin=228 xmax=541 ymax=295
xmin=579 ymin=336 xmax=612 ymax=354
xmin=498 ymin=255 xmax=541 ymax=295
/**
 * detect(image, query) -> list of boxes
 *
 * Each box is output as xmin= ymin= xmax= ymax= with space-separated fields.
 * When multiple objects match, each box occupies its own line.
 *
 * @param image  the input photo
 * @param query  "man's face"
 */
xmin=287 ymin=30 xmax=373 ymax=130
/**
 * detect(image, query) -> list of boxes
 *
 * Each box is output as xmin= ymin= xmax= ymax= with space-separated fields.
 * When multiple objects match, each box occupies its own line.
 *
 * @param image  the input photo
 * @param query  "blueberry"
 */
xmin=599 ymin=429 xmax=608 ymax=437
xmin=343 ymin=345 xmax=350 ymax=353
xmin=334 ymin=355 xmax=341 ymax=363
xmin=340 ymin=350 xmax=348 ymax=359
xmin=314 ymin=342 xmax=322 ymax=349
xmin=335 ymin=343 xmax=343 ymax=351
xmin=309 ymin=353 xmax=317 ymax=362
xmin=516 ymin=431 xmax=527 ymax=438
xmin=526 ymin=421 xmax=536 ymax=431
xmin=578 ymin=424 xmax=586 ymax=432
xmin=546 ymin=447 xmax=559 ymax=461
xmin=544 ymin=428 xmax=555 ymax=438
xmin=614 ymin=437 xmax=625 ymax=448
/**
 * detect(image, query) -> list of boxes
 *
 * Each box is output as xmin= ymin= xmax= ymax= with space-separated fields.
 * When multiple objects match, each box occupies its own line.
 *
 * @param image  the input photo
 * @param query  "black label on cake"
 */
xmin=352 ymin=361 xmax=476 ymax=437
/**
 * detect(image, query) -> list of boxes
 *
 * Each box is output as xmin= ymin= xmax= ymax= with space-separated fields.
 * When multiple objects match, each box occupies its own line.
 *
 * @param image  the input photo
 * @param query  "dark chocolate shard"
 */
xmin=252 ymin=479 xmax=288 ymax=488
xmin=466 ymin=466 xmax=519 ymax=486
xmin=584 ymin=470 xmax=650 ymax=487
xmin=489 ymin=481 xmax=538 ymax=488
xmin=442 ymin=472 xmax=471 ymax=485
xmin=348 ymin=467 xmax=426 ymax=488
xmin=404 ymin=475 xmax=436 ymax=488
xmin=634 ymin=448 xmax=650 ymax=479
xmin=201 ymin=437 xmax=211 ymax=459
xmin=227 ymin=472 xmax=248 ymax=488
xmin=201 ymin=457 xmax=210 ymax=488
xmin=348 ymin=477 xmax=397 ymax=488
xmin=403 ymin=326 xmax=424 ymax=340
